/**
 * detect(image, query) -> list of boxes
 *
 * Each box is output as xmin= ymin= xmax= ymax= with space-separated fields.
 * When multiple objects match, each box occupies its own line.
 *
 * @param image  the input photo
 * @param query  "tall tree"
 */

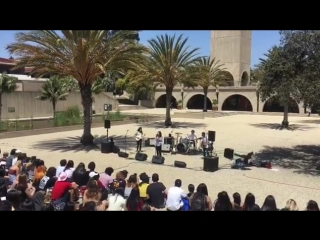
xmin=188 ymin=57 xmax=226 ymax=112
xmin=36 ymin=76 xmax=70 ymax=118
xmin=129 ymin=34 xmax=200 ymax=126
xmin=258 ymin=46 xmax=300 ymax=128
xmin=7 ymin=30 xmax=146 ymax=145
xmin=0 ymin=73 xmax=18 ymax=121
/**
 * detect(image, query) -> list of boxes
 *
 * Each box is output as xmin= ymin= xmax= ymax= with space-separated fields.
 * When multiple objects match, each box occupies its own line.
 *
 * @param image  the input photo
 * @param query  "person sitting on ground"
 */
xmin=166 ymin=179 xmax=187 ymax=211
xmin=80 ymin=201 xmax=97 ymax=211
xmin=0 ymin=168 xmax=9 ymax=182
xmin=0 ymin=178 xmax=10 ymax=199
xmin=261 ymin=195 xmax=279 ymax=211
xmin=11 ymin=174 xmax=35 ymax=202
xmin=56 ymin=159 xmax=67 ymax=177
xmin=11 ymin=150 xmax=22 ymax=167
xmin=126 ymin=187 xmax=143 ymax=211
xmin=190 ymin=183 xmax=213 ymax=211
xmin=38 ymin=167 xmax=57 ymax=192
xmin=86 ymin=161 xmax=96 ymax=177
xmin=99 ymin=167 xmax=114 ymax=189
xmin=139 ymin=172 xmax=150 ymax=203
xmin=33 ymin=165 xmax=46 ymax=189
xmin=146 ymin=173 xmax=167 ymax=209
xmin=40 ymin=203 xmax=55 ymax=211
xmin=243 ymin=193 xmax=260 ymax=211
xmin=306 ymin=200 xmax=319 ymax=211
xmin=63 ymin=160 xmax=75 ymax=179
xmin=6 ymin=189 xmax=22 ymax=211
xmin=280 ymin=199 xmax=298 ymax=211
xmin=0 ymin=200 xmax=12 ymax=211
xmin=232 ymin=192 xmax=242 ymax=211
xmin=108 ymin=187 xmax=126 ymax=211
xmin=89 ymin=172 xmax=105 ymax=191
xmin=19 ymin=199 xmax=35 ymax=211
xmin=187 ymin=184 xmax=195 ymax=198
xmin=124 ymin=174 xmax=138 ymax=199
xmin=5 ymin=149 xmax=17 ymax=169
xmin=214 ymin=191 xmax=232 ymax=211
xmin=109 ymin=171 xmax=126 ymax=194
xmin=83 ymin=179 xmax=101 ymax=204
xmin=51 ymin=172 xmax=78 ymax=203
xmin=0 ymin=152 xmax=8 ymax=169
xmin=72 ymin=162 xmax=88 ymax=187
xmin=8 ymin=160 xmax=22 ymax=183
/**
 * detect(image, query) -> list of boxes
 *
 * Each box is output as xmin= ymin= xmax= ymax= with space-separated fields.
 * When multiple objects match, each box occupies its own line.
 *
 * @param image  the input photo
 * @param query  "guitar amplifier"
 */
xmin=161 ymin=144 xmax=171 ymax=153
xmin=146 ymin=138 xmax=156 ymax=147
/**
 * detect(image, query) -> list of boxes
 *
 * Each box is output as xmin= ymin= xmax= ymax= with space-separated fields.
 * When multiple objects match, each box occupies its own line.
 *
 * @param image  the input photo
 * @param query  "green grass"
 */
xmin=0 ymin=120 xmax=33 ymax=132
xmin=103 ymin=110 xmax=125 ymax=121
xmin=54 ymin=106 xmax=82 ymax=127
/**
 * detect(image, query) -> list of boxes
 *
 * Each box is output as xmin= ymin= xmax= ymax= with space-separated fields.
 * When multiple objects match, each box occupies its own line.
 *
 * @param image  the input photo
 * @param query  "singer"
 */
xmin=135 ymin=127 xmax=143 ymax=152
xmin=155 ymin=131 xmax=163 ymax=157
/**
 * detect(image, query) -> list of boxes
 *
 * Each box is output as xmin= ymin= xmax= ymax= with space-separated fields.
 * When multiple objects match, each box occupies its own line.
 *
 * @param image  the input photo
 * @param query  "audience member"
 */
xmin=64 ymin=160 xmax=75 ymax=179
xmin=261 ymin=195 xmax=279 ymax=211
xmin=232 ymin=192 xmax=242 ymax=211
xmin=187 ymin=184 xmax=195 ymax=198
xmin=190 ymin=183 xmax=213 ymax=211
xmin=8 ymin=160 xmax=22 ymax=183
xmin=280 ymin=199 xmax=298 ymax=211
xmin=108 ymin=188 xmax=126 ymax=211
xmin=139 ymin=172 xmax=150 ymax=203
xmin=56 ymin=159 xmax=67 ymax=177
xmin=72 ymin=163 xmax=88 ymax=186
xmin=166 ymin=179 xmax=186 ymax=211
xmin=126 ymin=187 xmax=143 ymax=211
xmin=146 ymin=173 xmax=166 ymax=209
xmin=306 ymin=200 xmax=319 ymax=211
xmin=99 ymin=167 xmax=114 ymax=189
xmin=243 ymin=193 xmax=260 ymax=211
xmin=214 ymin=191 xmax=232 ymax=211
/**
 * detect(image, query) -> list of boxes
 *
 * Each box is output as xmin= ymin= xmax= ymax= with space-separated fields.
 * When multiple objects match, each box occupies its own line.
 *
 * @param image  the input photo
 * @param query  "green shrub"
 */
xmin=54 ymin=106 xmax=82 ymax=127
xmin=104 ymin=110 xmax=125 ymax=121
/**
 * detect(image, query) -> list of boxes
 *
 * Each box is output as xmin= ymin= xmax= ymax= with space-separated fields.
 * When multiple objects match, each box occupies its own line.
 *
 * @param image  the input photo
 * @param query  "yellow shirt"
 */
xmin=139 ymin=183 xmax=149 ymax=198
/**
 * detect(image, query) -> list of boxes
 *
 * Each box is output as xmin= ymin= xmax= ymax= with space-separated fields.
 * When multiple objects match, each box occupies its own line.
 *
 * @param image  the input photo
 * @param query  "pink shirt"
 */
xmin=99 ymin=173 xmax=113 ymax=188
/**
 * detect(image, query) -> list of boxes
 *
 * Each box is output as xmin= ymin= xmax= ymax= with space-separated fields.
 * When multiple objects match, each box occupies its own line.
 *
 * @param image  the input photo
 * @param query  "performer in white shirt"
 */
xmin=187 ymin=130 xmax=197 ymax=149
xmin=155 ymin=131 xmax=163 ymax=157
xmin=134 ymin=127 xmax=143 ymax=152
xmin=200 ymin=132 xmax=209 ymax=157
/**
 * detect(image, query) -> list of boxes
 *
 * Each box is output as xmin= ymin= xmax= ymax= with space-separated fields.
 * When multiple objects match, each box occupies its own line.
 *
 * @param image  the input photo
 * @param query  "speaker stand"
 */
xmin=124 ymin=130 xmax=128 ymax=154
xmin=106 ymin=128 xmax=109 ymax=141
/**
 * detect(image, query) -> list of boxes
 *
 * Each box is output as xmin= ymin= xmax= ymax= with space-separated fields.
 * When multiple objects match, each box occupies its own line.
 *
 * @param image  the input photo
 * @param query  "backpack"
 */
xmin=190 ymin=193 xmax=206 ymax=211
xmin=181 ymin=197 xmax=190 ymax=211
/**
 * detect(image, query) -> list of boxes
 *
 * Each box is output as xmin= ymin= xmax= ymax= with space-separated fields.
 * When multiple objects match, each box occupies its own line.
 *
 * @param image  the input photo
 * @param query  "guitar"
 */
xmin=135 ymin=134 xmax=145 ymax=141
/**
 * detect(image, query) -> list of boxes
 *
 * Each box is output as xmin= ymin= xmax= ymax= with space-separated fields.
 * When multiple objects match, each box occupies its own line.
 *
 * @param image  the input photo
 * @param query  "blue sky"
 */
xmin=0 ymin=30 xmax=280 ymax=67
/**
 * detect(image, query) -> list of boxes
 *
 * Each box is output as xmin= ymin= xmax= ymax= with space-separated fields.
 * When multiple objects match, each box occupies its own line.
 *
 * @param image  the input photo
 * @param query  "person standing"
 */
xmin=155 ymin=131 xmax=163 ymax=157
xmin=200 ymin=132 xmax=209 ymax=157
xmin=135 ymin=127 xmax=143 ymax=152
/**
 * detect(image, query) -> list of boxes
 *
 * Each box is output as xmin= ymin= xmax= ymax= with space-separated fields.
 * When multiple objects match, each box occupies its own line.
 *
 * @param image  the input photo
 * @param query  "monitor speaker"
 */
xmin=174 ymin=161 xmax=187 ymax=168
xmin=203 ymin=156 xmax=219 ymax=172
xmin=151 ymin=156 xmax=165 ymax=164
xmin=135 ymin=152 xmax=148 ymax=161
xmin=208 ymin=131 xmax=216 ymax=142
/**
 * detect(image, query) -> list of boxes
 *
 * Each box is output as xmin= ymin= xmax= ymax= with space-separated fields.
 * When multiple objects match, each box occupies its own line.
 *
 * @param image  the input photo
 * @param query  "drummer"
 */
xmin=187 ymin=130 xmax=197 ymax=149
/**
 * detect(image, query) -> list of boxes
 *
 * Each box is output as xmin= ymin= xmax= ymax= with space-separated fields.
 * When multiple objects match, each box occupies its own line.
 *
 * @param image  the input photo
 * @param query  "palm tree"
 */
xmin=36 ymin=76 xmax=70 ymax=118
xmin=189 ymin=57 xmax=226 ymax=112
xmin=129 ymin=34 xmax=200 ymax=126
xmin=0 ymin=73 xmax=18 ymax=121
xmin=7 ymin=30 xmax=146 ymax=145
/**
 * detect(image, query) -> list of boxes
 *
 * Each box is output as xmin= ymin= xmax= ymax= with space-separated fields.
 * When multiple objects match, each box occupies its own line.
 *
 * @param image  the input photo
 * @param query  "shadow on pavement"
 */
xmin=253 ymin=145 xmax=320 ymax=176
xmin=32 ymin=134 xmax=138 ymax=153
xmin=136 ymin=121 xmax=207 ymax=129
xmin=249 ymin=123 xmax=314 ymax=131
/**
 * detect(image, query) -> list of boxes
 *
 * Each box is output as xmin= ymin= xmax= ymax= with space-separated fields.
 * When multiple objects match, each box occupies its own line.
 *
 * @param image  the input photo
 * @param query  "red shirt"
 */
xmin=51 ymin=181 xmax=72 ymax=200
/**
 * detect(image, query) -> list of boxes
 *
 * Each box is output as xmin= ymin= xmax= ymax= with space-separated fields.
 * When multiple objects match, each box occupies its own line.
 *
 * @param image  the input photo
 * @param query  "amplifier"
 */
xmin=161 ymin=144 xmax=171 ymax=152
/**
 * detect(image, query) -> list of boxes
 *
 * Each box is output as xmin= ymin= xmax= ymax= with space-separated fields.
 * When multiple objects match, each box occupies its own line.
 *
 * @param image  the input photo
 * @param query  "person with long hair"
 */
xmin=10 ymin=174 xmax=35 ymax=202
xmin=8 ymin=160 xmax=22 ymax=184
xmin=108 ymin=188 xmax=126 ymax=211
xmin=135 ymin=127 xmax=143 ymax=152
xmin=83 ymin=179 xmax=101 ymax=204
xmin=63 ymin=160 xmax=75 ymax=179
xmin=280 ymin=199 xmax=298 ymax=211
xmin=126 ymin=187 xmax=144 ymax=211
xmin=232 ymin=192 xmax=242 ymax=211
xmin=39 ymin=167 xmax=57 ymax=192
xmin=33 ymin=165 xmax=46 ymax=188
xmin=243 ymin=193 xmax=260 ymax=211
xmin=190 ymin=183 xmax=213 ymax=211
xmin=155 ymin=131 xmax=163 ymax=157
xmin=72 ymin=162 xmax=88 ymax=186
xmin=306 ymin=200 xmax=319 ymax=211
xmin=214 ymin=191 xmax=233 ymax=211
xmin=261 ymin=195 xmax=278 ymax=211
xmin=124 ymin=174 xmax=138 ymax=199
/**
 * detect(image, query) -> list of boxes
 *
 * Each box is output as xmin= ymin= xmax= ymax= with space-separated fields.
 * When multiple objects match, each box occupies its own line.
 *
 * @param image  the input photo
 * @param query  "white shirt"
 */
xmin=12 ymin=157 xmax=18 ymax=166
xmin=64 ymin=168 xmax=74 ymax=178
xmin=166 ymin=186 xmax=187 ymax=211
xmin=56 ymin=166 xmax=65 ymax=177
xmin=201 ymin=136 xmax=208 ymax=148
xmin=108 ymin=194 xmax=126 ymax=211
xmin=155 ymin=136 xmax=163 ymax=147
xmin=188 ymin=133 xmax=197 ymax=141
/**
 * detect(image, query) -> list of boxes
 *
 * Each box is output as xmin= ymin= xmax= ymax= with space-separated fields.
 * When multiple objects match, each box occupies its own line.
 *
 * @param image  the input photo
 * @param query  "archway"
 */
xmin=186 ymin=94 xmax=212 ymax=110
xmin=221 ymin=94 xmax=253 ymax=111
xmin=241 ymin=71 xmax=249 ymax=86
xmin=263 ymin=97 xmax=299 ymax=113
xmin=155 ymin=94 xmax=177 ymax=108
xmin=222 ymin=71 xmax=234 ymax=86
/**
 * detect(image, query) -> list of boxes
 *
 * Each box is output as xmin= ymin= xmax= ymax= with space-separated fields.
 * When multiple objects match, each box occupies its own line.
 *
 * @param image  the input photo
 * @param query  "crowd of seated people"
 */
xmin=0 ymin=149 xmax=319 ymax=211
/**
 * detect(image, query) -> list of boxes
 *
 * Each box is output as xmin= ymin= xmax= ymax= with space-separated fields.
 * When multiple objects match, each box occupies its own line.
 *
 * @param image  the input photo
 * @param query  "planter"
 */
xmin=177 ymin=105 xmax=183 ymax=110
xmin=212 ymin=106 xmax=218 ymax=111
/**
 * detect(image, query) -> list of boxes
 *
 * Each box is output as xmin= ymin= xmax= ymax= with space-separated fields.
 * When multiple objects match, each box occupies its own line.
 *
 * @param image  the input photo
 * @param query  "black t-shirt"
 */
xmin=44 ymin=177 xmax=57 ymax=190
xmin=73 ymin=169 xmax=89 ymax=186
xmin=146 ymin=182 xmax=166 ymax=208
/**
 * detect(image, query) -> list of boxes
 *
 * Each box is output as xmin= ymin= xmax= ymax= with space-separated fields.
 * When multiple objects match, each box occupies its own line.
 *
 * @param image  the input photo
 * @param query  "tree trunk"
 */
xmin=282 ymin=103 xmax=289 ymax=128
xmin=165 ymin=86 xmax=173 ymax=127
xmin=79 ymin=84 xmax=94 ymax=145
xmin=52 ymin=101 xmax=56 ymax=119
xmin=256 ymin=92 xmax=259 ymax=112
xmin=203 ymin=87 xmax=208 ymax=112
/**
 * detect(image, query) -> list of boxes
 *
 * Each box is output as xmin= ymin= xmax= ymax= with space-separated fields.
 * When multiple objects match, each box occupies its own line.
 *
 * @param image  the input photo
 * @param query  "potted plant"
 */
xmin=177 ymin=99 xmax=183 ymax=110
xmin=212 ymin=99 xmax=218 ymax=111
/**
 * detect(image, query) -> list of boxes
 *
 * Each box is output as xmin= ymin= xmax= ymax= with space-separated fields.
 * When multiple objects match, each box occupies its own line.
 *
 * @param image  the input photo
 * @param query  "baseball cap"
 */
xmin=89 ymin=172 xmax=99 ymax=178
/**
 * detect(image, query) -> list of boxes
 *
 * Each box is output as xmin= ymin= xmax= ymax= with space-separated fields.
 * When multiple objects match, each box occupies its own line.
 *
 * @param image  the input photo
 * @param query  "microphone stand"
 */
xmin=124 ymin=130 xmax=129 ymax=154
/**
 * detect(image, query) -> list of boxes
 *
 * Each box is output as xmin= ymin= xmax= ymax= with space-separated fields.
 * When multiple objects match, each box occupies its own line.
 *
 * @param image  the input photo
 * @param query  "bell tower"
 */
xmin=210 ymin=31 xmax=251 ymax=86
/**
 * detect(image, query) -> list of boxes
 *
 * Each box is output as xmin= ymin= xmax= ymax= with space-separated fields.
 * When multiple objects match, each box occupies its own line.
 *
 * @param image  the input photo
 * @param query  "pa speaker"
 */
xmin=208 ymin=131 xmax=216 ymax=142
xmin=203 ymin=156 xmax=219 ymax=172
xmin=174 ymin=161 xmax=187 ymax=168
xmin=224 ymin=148 xmax=234 ymax=159
xmin=118 ymin=151 xmax=129 ymax=158
xmin=101 ymin=142 xmax=113 ymax=154
xmin=151 ymin=156 xmax=165 ymax=164
xmin=104 ymin=120 xmax=111 ymax=129
xmin=135 ymin=152 xmax=148 ymax=161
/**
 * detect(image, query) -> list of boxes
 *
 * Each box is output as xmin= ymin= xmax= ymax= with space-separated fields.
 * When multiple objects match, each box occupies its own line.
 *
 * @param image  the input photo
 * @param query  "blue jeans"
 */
xmin=203 ymin=148 xmax=208 ymax=157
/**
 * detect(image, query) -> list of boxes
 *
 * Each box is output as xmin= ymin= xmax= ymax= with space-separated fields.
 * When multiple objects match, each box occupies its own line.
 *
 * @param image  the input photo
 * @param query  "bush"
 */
xmin=54 ymin=106 xmax=82 ymax=127
xmin=104 ymin=110 xmax=125 ymax=121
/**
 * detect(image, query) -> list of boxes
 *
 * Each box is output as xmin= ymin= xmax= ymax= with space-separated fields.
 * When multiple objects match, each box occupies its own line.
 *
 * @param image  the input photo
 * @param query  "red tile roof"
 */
xmin=0 ymin=57 xmax=16 ymax=64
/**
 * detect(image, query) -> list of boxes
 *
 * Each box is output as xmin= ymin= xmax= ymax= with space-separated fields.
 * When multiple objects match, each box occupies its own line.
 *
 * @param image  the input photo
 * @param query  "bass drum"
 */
xmin=177 ymin=143 xmax=188 ymax=153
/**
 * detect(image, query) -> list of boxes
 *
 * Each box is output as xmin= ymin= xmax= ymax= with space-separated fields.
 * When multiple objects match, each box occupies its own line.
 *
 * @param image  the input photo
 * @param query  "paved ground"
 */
xmin=2 ymin=111 xmax=320 ymax=210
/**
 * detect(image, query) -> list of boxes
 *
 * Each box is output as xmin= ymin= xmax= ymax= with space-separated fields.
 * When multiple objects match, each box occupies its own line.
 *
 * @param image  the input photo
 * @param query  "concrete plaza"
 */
xmin=1 ymin=111 xmax=320 ymax=209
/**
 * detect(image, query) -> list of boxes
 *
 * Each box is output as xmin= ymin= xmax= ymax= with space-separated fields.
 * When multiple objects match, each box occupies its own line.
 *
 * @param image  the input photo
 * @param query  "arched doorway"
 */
xmin=241 ymin=71 xmax=249 ymax=86
xmin=155 ymin=94 xmax=177 ymax=108
xmin=222 ymin=71 xmax=234 ymax=86
xmin=186 ymin=94 xmax=212 ymax=110
xmin=222 ymin=94 xmax=253 ymax=111
xmin=263 ymin=97 xmax=299 ymax=113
